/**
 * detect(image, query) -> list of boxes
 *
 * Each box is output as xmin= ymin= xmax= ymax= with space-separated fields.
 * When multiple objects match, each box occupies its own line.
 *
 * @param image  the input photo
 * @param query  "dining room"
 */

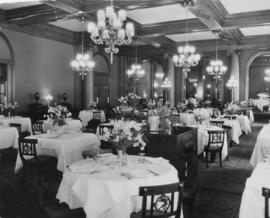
xmin=0 ymin=0 xmax=270 ymax=218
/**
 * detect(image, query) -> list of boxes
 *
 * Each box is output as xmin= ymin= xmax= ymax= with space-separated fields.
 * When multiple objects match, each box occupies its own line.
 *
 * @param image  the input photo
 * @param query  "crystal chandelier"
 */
xmin=126 ymin=39 xmax=145 ymax=80
xmin=71 ymin=18 xmax=95 ymax=80
xmin=264 ymin=69 xmax=270 ymax=82
xmin=173 ymin=3 xmax=200 ymax=73
xmin=87 ymin=0 xmax=135 ymax=64
xmin=206 ymin=34 xmax=227 ymax=81
xmin=226 ymin=76 xmax=238 ymax=89
xmin=161 ymin=77 xmax=172 ymax=89
xmin=155 ymin=72 xmax=165 ymax=79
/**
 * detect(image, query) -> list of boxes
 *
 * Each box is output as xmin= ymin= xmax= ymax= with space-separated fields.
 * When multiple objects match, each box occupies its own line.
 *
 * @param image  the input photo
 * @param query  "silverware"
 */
xmin=148 ymin=169 xmax=159 ymax=176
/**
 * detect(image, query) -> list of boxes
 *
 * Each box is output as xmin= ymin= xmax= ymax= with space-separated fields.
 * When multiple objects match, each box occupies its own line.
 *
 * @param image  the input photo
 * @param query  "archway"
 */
xmin=245 ymin=51 xmax=270 ymax=100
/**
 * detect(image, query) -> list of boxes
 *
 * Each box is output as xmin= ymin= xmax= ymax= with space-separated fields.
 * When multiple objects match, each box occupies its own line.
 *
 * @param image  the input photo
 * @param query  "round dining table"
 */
xmin=56 ymin=155 xmax=180 ymax=218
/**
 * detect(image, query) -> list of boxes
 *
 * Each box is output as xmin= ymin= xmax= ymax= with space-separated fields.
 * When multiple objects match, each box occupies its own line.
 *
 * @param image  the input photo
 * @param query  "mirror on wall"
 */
xmin=249 ymin=53 xmax=270 ymax=99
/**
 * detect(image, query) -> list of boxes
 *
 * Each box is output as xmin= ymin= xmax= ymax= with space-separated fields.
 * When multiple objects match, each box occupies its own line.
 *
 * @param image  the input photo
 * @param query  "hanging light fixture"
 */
xmin=87 ymin=0 xmax=135 ymax=64
xmin=264 ymin=68 xmax=270 ymax=82
xmin=71 ymin=17 xmax=95 ymax=80
xmin=161 ymin=77 xmax=172 ymax=89
xmin=173 ymin=2 xmax=200 ymax=74
xmin=126 ymin=39 xmax=145 ymax=80
xmin=206 ymin=32 xmax=227 ymax=81
xmin=155 ymin=72 xmax=165 ymax=79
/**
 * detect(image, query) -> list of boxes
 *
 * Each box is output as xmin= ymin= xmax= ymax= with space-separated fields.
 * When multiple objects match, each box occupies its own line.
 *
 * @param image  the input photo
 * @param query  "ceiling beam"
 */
xmin=223 ymin=10 xmax=270 ymax=29
xmin=45 ymin=0 xmax=84 ymax=14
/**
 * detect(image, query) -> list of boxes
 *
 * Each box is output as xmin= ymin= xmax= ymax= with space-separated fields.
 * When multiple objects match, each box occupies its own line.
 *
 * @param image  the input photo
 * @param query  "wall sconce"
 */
xmin=45 ymin=94 xmax=53 ymax=105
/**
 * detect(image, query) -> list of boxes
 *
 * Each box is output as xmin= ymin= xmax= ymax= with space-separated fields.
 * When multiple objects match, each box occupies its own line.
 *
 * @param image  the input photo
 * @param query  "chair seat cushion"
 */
xmin=204 ymin=144 xmax=222 ymax=151
xmin=130 ymin=210 xmax=165 ymax=218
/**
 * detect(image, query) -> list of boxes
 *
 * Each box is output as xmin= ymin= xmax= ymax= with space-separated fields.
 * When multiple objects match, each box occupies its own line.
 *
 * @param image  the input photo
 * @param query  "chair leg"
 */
xmin=22 ymin=165 xmax=26 ymax=185
xmin=219 ymin=151 xmax=222 ymax=167
xmin=37 ymin=166 xmax=41 ymax=186
xmin=226 ymin=154 xmax=229 ymax=161
xmin=206 ymin=152 xmax=209 ymax=168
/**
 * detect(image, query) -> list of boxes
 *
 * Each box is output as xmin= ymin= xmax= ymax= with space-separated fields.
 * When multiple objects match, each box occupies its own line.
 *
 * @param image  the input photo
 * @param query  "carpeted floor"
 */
xmin=193 ymin=125 xmax=262 ymax=218
xmin=0 ymin=125 xmax=262 ymax=218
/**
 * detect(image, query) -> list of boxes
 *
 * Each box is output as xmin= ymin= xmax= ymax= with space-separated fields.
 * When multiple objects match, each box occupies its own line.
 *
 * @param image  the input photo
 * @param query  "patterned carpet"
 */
xmin=193 ymin=125 xmax=262 ymax=218
xmin=0 ymin=125 xmax=262 ymax=218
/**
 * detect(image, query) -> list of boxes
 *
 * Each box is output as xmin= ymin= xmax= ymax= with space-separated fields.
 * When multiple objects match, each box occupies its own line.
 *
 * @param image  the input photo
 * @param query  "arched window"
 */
xmin=0 ymin=32 xmax=14 ymax=104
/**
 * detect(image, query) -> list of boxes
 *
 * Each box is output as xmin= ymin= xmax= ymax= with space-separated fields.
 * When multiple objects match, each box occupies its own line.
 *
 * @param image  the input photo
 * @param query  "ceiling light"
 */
xmin=87 ymin=0 xmax=134 ymax=64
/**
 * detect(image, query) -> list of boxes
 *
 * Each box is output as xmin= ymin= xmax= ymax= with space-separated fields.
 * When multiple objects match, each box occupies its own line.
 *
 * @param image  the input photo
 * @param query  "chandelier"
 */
xmin=206 ymin=33 xmax=227 ymax=80
xmin=264 ymin=68 xmax=270 ymax=82
xmin=226 ymin=76 xmax=238 ymax=89
xmin=173 ymin=3 xmax=200 ymax=73
xmin=71 ymin=18 xmax=95 ymax=80
xmin=155 ymin=72 xmax=165 ymax=79
xmin=87 ymin=0 xmax=135 ymax=64
xmin=126 ymin=39 xmax=145 ymax=80
xmin=161 ymin=77 xmax=172 ymax=89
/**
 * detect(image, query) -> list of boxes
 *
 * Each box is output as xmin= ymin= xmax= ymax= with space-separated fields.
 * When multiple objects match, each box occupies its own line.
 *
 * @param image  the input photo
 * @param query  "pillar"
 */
xmin=167 ymin=56 xmax=175 ymax=103
xmin=85 ymin=50 xmax=94 ymax=106
xmin=231 ymin=52 xmax=240 ymax=101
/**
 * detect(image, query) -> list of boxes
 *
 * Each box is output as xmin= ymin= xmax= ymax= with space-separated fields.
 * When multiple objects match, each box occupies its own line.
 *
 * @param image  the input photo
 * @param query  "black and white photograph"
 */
xmin=0 ymin=0 xmax=269 ymax=217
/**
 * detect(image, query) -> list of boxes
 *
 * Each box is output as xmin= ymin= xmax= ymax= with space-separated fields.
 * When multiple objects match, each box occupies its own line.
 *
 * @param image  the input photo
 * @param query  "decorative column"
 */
xmin=85 ymin=50 xmax=94 ymax=105
xmin=167 ymin=56 xmax=175 ymax=102
xmin=231 ymin=52 xmax=240 ymax=101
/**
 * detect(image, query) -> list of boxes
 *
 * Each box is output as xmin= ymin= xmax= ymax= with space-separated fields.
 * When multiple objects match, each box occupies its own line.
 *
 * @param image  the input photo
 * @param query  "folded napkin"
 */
xmin=121 ymin=169 xmax=154 ymax=179
xmin=69 ymin=161 xmax=105 ymax=174
xmin=143 ymin=157 xmax=169 ymax=164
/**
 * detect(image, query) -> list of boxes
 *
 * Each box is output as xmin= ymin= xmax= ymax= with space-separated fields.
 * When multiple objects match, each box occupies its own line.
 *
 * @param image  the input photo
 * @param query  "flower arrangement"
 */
xmin=118 ymin=93 xmax=141 ymax=107
xmin=0 ymin=102 xmax=19 ymax=116
xmin=224 ymin=103 xmax=241 ymax=115
xmin=100 ymin=120 xmax=146 ymax=151
xmin=186 ymin=98 xmax=197 ymax=110
xmin=47 ymin=105 xmax=72 ymax=126
xmin=193 ymin=108 xmax=211 ymax=122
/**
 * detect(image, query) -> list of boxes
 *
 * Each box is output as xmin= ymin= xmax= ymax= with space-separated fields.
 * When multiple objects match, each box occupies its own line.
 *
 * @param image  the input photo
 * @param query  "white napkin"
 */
xmin=143 ymin=157 xmax=169 ymax=164
xmin=121 ymin=169 xmax=154 ymax=179
xmin=69 ymin=161 xmax=106 ymax=174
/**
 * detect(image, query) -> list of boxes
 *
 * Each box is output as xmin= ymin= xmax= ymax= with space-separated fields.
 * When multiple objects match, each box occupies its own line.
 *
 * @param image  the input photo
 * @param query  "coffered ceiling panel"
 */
xmin=166 ymin=31 xmax=216 ymax=42
xmin=241 ymin=26 xmax=270 ymax=36
xmin=220 ymin=0 xmax=270 ymax=14
xmin=127 ymin=4 xmax=196 ymax=25
xmin=0 ymin=1 xmax=41 ymax=10
xmin=50 ymin=19 xmax=87 ymax=32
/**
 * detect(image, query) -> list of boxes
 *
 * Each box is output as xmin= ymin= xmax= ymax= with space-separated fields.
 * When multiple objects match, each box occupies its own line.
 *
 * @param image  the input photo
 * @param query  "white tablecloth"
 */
xmin=42 ymin=119 xmax=82 ymax=133
xmin=196 ymin=126 xmax=228 ymax=159
xmin=0 ymin=126 xmax=19 ymax=149
xmin=218 ymin=119 xmax=242 ymax=144
xmin=14 ymin=132 xmax=101 ymax=172
xmin=251 ymin=99 xmax=269 ymax=111
xmin=236 ymin=115 xmax=251 ymax=134
xmin=79 ymin=110 xmax=106 ymax=127
xmin=0 ymin=116 xmax=32 ymax=134
xmin=250 ymin=125 xmax=270 ymax=167
xmin=239 ymin=162 xmax=270 ymax=218
xmin=56 ymin=155 xmax=181 ymax=218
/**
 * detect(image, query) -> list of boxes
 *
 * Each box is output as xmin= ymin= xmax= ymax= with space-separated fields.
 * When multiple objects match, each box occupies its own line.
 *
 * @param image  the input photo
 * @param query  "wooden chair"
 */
xmin=211 ymin=109 xmax=220 ymax=118
xmin=209 ymin=120 xmax=224 ymax=128
xmin=18 ymin=138 xmax=56 ymax=185
xmin=130 ymin=182 xmax=184 ymax=218
xmin=262 ymin=187 xmax=270 ymax=218
xmin=10 ymin=122 xmax=30 ymax=142
xmin=169 ymin=114 xmax=180 ymax=125
xmin=32 ymin=120 xmax=44 ymax=135
xmin=222 ymin=124 xmax=233 ymax=147
xmin=204 ymin=130 xmax=225 ymax=168
xmin=93 ymin=111 xmax=102 ymax=120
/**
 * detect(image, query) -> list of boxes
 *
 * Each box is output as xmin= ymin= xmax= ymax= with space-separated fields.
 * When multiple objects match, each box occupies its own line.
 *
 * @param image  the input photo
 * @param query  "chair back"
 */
xmin=93 ymin=111 xmax=102 ymax=120
xmin=206 ymin=130 xmax=225 ymax=150
xmin=209 ymin=120 xmax=224 ymax=128
xmin=99 ymin=124 xmax=114 ymax=136
xmin=262 ymin=187 xmax=270 ymax=218
xmin=212 ymin=109 xmax=220 ymax=118
xmin=138 ymin=182 xmax=184 ymax=218
xmin=32 ymin=121 xmax=44 ymax=135
xmin=9 ymin=123 xmax=21 ymax=134
xmin=169 ymin=114 xmax=180 ymax=125
xmin=19 ymin=138 xmax=38 ymax=163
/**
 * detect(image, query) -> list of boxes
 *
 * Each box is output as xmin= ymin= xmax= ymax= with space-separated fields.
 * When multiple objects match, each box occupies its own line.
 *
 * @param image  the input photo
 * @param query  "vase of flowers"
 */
xmin=2 ymin=102 xmax=19 ymax=117
xmin=100 ymin=120 xmax=146 ymax=164
xmin=47 ymin=105 xmax=72 ymax=136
